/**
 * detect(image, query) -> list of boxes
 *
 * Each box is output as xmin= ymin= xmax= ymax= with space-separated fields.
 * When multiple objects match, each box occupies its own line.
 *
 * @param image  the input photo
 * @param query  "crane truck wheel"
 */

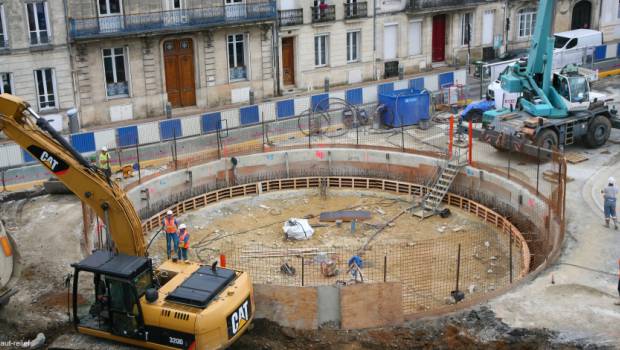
xmin=584 ymin=115 xmax=611 ymax=149
xmin=535 ymin=129 xmax=558 ymax=149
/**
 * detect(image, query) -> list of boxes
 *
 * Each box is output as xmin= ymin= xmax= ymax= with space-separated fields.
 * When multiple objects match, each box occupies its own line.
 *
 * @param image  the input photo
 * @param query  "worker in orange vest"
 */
xmin=162 ymin=210 xmax=179 ymax=260
xmin=178 ymin=224 xmax=190 ymax=263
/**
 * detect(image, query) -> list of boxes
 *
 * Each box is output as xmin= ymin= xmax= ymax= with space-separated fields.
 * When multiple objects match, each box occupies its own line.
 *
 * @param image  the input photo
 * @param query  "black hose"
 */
xmin=145 ymin=226 xmax=164 ymax=254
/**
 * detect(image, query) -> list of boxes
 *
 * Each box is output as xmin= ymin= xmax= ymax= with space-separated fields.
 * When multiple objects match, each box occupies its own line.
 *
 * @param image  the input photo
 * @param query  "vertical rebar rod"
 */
xmin=507 ymin=135 xmax=512 ymax=179
xmin=509 ymin=233 xmax=513 ymax=284
xmin=383 ymin=255 xmax=387 ymax=282
xmin=301 ymin=256 xmax=305 ymax=286
xmin=261 ymin=112 xmax=266 ymax=153
xmin=173 ymin=133 xmax=178 ymax=170
xmin=536 ymin=146 xmax=541 ymax=195
xmin=135 ymin=140 xmax=141 ymax=183
xmin=455 ymin=243 xmax=461 ymax=292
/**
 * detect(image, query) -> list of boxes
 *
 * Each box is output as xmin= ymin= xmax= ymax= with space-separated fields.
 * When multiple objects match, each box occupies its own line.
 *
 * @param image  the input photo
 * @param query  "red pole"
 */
xmin=468 ymin=119 xmax=473 ymax=165
xmin=220 ymin=254 xmax=226 ymax=268
xmin=448 ymin=115 xmax=454 ymax=159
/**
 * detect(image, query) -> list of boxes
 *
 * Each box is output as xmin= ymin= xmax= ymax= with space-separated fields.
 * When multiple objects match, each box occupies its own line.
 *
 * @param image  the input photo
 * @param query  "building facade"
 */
xmin=0 ymin=0 xmax=75 ymax=125
xmin=275 ymin=0 xmax=505 ymax=91
xmin=67 ymin=0 xmax=278 ymax=127
xmin=600 ymin=0 xmax=620 ymax=42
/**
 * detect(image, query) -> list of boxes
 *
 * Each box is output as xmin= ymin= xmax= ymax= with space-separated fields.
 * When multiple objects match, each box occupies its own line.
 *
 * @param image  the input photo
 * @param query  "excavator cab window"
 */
xmin=107 ymin=277 xmax=145 ymax=339
xmin=567 ymin=76 xmax=589 ymax=103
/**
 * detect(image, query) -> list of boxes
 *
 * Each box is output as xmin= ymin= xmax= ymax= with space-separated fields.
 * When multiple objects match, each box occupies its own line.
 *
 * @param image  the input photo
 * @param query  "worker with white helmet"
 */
xmin=98 ymin=146 xmax=112 ymax=178
xmin=177 ymin=223 xmax=190 ymax=263
xmin=602 ymin=177 xmax=618 ymax=229
xmin=162 ymin=210 xmax=180 ymax=259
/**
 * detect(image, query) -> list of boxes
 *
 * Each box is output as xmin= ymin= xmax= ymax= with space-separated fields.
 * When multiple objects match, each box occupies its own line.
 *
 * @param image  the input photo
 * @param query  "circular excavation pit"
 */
xmin=149 ymin=178 xmax=529 ymax=316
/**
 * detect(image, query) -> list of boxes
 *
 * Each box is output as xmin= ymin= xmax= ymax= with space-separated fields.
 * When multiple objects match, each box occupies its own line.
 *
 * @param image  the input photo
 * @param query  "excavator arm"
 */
xmin=0 ymin=93 xmax=145 ymax=256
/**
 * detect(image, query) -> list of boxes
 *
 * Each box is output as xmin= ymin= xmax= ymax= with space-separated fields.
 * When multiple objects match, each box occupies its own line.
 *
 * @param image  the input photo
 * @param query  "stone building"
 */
xmin=0 ymin=0 xmax=75 ymax=125
xmin=275 ymin=0 xmax=505 ymax=91
xmin=600 ymin=0 xmax=620 ymax=42
xmin=66 ymin=0 xmax=278 ymax=126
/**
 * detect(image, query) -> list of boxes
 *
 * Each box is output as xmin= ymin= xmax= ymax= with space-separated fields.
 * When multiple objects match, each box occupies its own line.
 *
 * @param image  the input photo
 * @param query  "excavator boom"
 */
xmin=0 ymin=93 xmax=145 ymax=256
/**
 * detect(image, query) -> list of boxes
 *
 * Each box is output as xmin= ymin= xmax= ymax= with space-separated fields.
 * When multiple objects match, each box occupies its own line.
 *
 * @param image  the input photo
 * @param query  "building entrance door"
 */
xmin=571 ymin=1 xmax=592 ymax=29
xmin=163 ymin=38 xmax=196 ymax=108
xmin=282 ymin=37 xmax=295 ymax=85
xmin=432 ymin=14 xmax=446 ymax=62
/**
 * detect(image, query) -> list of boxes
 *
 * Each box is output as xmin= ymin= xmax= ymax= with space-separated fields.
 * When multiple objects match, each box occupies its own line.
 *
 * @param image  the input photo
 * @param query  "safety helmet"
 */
xmin=102 ymin=146 xmax=108 ymax=152
xmin=166 ymin=210 xmax=173 ymax=215
xmin=179 ymin=224 xmax=187 ymax=230
xmin=609 ymin=177 xmax=615 ymax=185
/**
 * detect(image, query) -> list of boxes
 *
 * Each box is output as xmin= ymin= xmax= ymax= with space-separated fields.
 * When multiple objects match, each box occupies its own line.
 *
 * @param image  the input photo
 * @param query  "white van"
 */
xmin=553 ymin=29 xmax=603 ymax=69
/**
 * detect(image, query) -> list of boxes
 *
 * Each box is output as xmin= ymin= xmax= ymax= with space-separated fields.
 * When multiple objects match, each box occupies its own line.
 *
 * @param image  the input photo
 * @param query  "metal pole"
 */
xmin=383 ymin=255 xmax=387 ymax=282
xmin=173 ymin=133 xmax=178 ymax=170
xmin=448 ymin=115 xmax=454 ymax=159
xmin=217 ymin=128 xmax=222 ymax=160
xmin=356 ymin=118 xmax=360 ymax=146
xmin=509 ymin=233 xmax=513 ymax=283
xmin=308 ymin=112 xmax=312 ymax=149
xmin=507 ymin=135 xmax=511 ymax=179
xmin=468 ymin=119 xmax=473 ymax=165
xmin=135 ymin=140 xmax=141 ymax=183
xmin=401 ymin=123 xmax=405 ymax=152
xmin=1 ymin=170 xmax=5 ymax=192
xmin=301 ymin=256 xmax=305 ymax=286
xmin=536 ymin=146 xmax=541 ymax=195
xmin=261 ymin=112 xmax=266 ymax=153
xmin=455 ymin=243 xmax=461 ymax=292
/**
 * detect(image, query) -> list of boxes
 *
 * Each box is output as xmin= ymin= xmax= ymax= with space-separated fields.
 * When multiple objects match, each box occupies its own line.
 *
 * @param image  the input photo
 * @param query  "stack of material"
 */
xmin=319 ymin=210 xmax=371 ymax=222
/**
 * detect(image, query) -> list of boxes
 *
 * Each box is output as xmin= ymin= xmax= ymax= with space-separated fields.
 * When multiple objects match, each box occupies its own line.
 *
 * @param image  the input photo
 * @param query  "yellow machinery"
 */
xmin=0 ymin=94 xmax=254 ymax=349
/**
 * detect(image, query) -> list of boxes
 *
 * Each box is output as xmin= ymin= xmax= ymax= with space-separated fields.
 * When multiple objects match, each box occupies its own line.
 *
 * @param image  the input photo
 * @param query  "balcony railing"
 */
xmin=344 ymin=2 xmax=367 ymax=19
xmin=278 ymin=8 xmax=303 ymax=26
xmin=407 ymin=0 xmax=485 ymax=10
xmin=69 ymin=1 xmax=276 ymax=40
xmin=311 ymin=5 xmax=335 ymax=23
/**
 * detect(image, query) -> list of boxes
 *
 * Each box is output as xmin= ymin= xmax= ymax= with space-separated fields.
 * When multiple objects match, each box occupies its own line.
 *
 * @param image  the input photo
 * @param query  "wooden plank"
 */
xmin=564 ymin=151 xmax=588 ymax=164
xmin=319 ymin=210 xmax=372 ymax=222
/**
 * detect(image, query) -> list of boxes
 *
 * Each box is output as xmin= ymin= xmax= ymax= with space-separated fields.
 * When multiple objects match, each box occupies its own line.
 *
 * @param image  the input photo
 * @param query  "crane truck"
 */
xmin=481 ymin=0 xmax=618 ymax=155
xmin=0 ymin=93 xmax=254 ymax=349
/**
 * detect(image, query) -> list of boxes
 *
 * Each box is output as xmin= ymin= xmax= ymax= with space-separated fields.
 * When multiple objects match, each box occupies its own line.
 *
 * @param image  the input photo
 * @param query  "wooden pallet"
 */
xmin=564 ymin=152 xmax=588 ymax=164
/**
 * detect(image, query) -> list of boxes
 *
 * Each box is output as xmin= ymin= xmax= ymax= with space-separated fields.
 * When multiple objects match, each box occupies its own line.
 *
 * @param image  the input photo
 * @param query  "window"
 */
xmin=0 ymin=5 xmax=7 ymax=48
xmin=461 ymin=12 xmax=473 ymax=46
xmin=518 ymin=8 xmax=536 ymax=39
xmin=34 ymin=68 xmax=56 ymax=110
xmin=314 ymin=34 xmax=329 ymax=67
xmin=0 ymin=73 xmax=12 ymax=94
xmin=408 ymin=20 xmax=422 ymax=56
xmin=103 ymin=48 xmax=129 ymax=97
xmin=26 ymin=2 xmax=50 ymax=45
xmin=347 ymin=31 xmax=360 ymax=62
xmin=99 ymin=0 xmax=121 ymax=15
xmin=618 ymin=0 xmax=620 ymax=18
xmin=228 ymin=33 xmax=247 ymax=80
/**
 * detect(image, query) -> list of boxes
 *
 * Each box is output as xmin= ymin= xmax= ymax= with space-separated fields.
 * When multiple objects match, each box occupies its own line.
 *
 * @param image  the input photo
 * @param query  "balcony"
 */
xmin=69 ymin=1 xmax=276 ymax=40
xmin=344 ymin=2 xmax=367 ymax=20
xmin=407 ymin=0 xmax=485 ymax=13
xmin=311 ymin=5 xmax=335 ymax=23
xmin=278 ymin=8 xmax=303 ymax=26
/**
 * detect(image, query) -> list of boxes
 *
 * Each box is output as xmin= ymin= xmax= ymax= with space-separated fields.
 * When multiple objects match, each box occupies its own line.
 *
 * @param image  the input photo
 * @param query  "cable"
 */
xmin=554 ymin=262 xmax=617 ymax=277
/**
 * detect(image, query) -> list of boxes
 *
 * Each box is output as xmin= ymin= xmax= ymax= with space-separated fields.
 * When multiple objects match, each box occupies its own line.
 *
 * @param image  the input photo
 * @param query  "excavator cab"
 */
xmin=72 ymin=251 xmax=152 ymax=341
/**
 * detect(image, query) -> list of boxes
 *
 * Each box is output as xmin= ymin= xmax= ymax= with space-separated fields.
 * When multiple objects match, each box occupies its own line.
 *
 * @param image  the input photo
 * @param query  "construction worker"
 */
xmin=178 ymin=224 xmax=190 ymax=263
xmin=162 ymin=210 xmax=179 ymax=259
xmin=98 ymin=146 xmax=112 ymax=178
xmin=601 ymin=177 xmax=618 ymax=229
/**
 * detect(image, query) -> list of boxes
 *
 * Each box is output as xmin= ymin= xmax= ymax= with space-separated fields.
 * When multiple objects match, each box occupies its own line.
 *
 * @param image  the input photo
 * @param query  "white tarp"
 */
xmin=283 ymin=219 xmax=314 ymax=240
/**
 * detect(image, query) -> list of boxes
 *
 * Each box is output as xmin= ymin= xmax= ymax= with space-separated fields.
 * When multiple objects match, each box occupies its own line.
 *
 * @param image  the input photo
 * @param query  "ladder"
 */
xmin=413 ymin=139 xmax=468 ymax=219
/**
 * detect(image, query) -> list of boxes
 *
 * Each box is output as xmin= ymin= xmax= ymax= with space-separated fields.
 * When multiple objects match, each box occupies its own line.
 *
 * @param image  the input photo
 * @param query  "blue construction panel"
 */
xmin=438 ymin=72 xmax=454 ymax=88
xmin=617 ymin=44 xmax=620 ymax=58
xmin=409 ymin=78 xmax=424 ymax=90
xmin=22 ymin=149 xmax=34 ymax=163
xmin=311 ymin=93 xmax=329 ymax=112
xmin=276 ymin=99 xmax=295 ymax=119
xmin=117 ymin=125 xmax=139 ymax=147
xmin=160 ymin=119 xmax=183 ymax=141
xmin=594 ymin=45 xmax=606 ymax=61
xmin=201 ymin=112 xmax=222 ymax=133
xmin=345 ymin=88 xmax=363 ymax=105
xmin=378 ymin=83 xmax=394 ymax=95
xmin=70 ymin=132 xmax=96 ymax=153
xmin=240 ymin=105 xmax=259 ymax=125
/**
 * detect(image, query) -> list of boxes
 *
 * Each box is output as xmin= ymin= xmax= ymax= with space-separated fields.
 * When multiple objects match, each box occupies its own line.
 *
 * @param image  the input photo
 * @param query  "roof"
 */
xmin=166 ymin=266 xmax=236 ymax=308
xmin=72 ymin=250 xmax=150 ymax=279
xmin=554 ymin=29 xmax=601 ymax=39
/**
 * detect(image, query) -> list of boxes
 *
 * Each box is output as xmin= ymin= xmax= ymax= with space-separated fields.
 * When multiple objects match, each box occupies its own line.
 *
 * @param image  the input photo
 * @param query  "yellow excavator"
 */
xmin=0 ymin=94 xmax=254 ymax=349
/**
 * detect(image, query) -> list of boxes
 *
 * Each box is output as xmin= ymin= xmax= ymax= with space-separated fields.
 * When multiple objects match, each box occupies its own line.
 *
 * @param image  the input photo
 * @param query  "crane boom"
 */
xmin=0 ymin=93 xmax=145 ymax=256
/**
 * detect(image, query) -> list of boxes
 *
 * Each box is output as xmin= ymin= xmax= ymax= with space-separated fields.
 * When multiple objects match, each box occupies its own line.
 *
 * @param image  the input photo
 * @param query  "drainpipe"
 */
xmin=273 ymin=20 xmax=281 ymax=96
xmin=63 ymin=0 xmax=81 ymax=129
xmin=372 ymin=0 xmax=377 ymax=80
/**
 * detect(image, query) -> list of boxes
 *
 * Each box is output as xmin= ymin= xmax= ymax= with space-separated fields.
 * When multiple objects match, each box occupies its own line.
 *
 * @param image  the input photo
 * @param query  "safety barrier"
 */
xmin=0 ymin=69 xmax=466 ymax=171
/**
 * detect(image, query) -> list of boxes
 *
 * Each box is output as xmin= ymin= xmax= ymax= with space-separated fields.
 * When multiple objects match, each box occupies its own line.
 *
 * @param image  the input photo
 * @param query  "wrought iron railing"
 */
xmin=69 ymin=1 xmax=276 ymax=40
xmin=278 ymin=8 xmax=303 ymax=26
xmin=344 ymin=1 xmax=367 ymax=19
xmin=407 ymin=0 xmax=485 ymax=10
xmin=311 ymin=5 xmax=335 ymax=23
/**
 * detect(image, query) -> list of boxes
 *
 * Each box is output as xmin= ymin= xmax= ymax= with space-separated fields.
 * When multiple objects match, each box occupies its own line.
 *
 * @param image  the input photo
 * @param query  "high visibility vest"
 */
xmin=99 ymin=152 xmax=110 ymax=169
xmin=164 ymin=217 xmax=177 ymax=234
xmin=179 ymin=230 xmax=189 ymax=249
